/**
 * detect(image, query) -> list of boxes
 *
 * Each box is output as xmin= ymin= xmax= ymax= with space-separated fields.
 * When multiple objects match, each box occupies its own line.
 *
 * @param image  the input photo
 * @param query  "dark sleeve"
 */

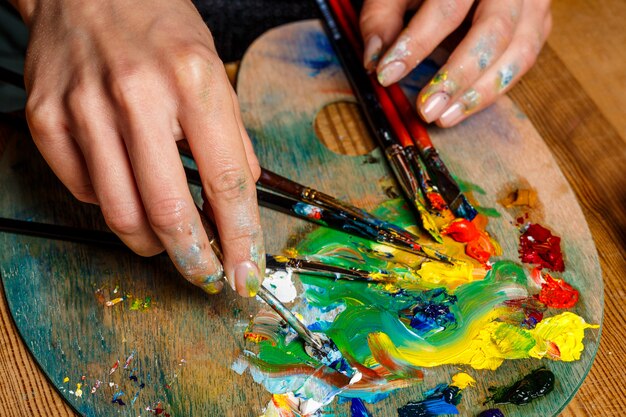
xmin=192 ymin=0 xmax=317 ymax=62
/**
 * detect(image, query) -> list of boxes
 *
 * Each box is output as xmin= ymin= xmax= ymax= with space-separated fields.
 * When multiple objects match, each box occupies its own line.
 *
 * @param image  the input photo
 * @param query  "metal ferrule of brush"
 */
xmin=405 ymin=147 xmax=432 ymax=195
xmin=386 ymin=144 xmax=422 ymax=202
xmin=303 ymin=186 xmax=421 ymax=248
xmin=302 ymin=187 xmax=369 ymax=221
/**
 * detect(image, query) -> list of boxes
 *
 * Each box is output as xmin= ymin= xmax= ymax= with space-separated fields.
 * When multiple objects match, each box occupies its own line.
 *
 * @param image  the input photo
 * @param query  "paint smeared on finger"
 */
xmin=496 ymin=63 xmax=519 ymax=92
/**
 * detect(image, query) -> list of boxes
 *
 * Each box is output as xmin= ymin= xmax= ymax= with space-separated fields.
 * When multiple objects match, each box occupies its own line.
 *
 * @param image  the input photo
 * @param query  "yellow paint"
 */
xmin=420 ymin=71 xmax=450 ymax=103
xmin=63 ymin=376 xmax=69 ymax=383
xmin=416 ymin=261 xmax=477 ymax=291
xmin=364 ymin=310 xmax=598 ymax=371
xmin=450 ymin=372 xmax=475 ymax=389
xmin=74 ymin=383 xmax=83 ymax=398
xmin=105 ymin=297 xmax=125 ymax=307
xmin=259 ymin=394 xmax=296 ymax=417
xmin=529 ymin=312 xmax=599 ymax=361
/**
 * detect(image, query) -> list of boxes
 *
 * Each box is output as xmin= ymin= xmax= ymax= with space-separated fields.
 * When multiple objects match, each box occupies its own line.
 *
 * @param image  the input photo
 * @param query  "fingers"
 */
xmin=360 ymin=0 xmax=412 ymax=71
xmin=25 ymin=98 xmax=98 ymax=204
xmin=176 ymin=50 xmax=264 ymax=298
xmin=434 ymin=0 xmax=551 ymax=127
xmin=62 ymin=80 xmax=165 ymax=258
xmin=111 ymin=71 xmax=225 ymax=295
xmin=417 ymin=0 xmax=523 ymax=122
xmin=230 ymin=88 xmax=261 ymax=181
xmin=375 ymin=0 xmax=475 ymax=86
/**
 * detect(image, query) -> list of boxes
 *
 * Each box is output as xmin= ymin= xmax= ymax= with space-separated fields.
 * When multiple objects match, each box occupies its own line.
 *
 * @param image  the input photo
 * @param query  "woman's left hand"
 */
xmin=359 ymin=0 xmax=552 ymax=127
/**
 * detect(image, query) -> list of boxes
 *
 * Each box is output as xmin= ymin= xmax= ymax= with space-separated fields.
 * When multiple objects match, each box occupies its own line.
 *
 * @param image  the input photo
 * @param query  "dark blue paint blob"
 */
xmin=111 ymin=390 xmax=125 ymax=406
xmin=398 ymin=385 xmax=462 ymax=417
xmin=351 ymin=398 xmax=373 ymax=417
xmin=477 ymin=409 xmax=505 ymax=417
xmin=400 ymin=288 xmax=458 ymax=335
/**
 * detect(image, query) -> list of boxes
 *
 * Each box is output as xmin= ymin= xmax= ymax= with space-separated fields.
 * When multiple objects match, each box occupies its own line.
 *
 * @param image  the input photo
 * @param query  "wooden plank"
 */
xmin=547 ymin=0 xmax=626 ymax=141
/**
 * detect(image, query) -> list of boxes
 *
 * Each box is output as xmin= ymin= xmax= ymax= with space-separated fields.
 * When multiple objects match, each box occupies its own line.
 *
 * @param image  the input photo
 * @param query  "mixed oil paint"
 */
xmin=236 ymin=189 xmax=597 ymax=416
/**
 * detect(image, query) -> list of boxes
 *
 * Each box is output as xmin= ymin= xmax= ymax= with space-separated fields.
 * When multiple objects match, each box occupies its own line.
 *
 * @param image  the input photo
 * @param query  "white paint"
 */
xmin=262 ymin=270 xmax=298 ymax=303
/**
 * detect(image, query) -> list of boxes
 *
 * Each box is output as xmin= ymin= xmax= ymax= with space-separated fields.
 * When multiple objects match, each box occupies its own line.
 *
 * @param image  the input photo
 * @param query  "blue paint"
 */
xmin=351 ymin=398 xmax=373 ymax=417
xmin=111 ymin=391 xmax=125 ymax=406
xmin=400 ymin=288 xmax=457 ymax=336
xmin=294 ymin=202 xmax=323 ymax=220
xmin=265 ymin=27 xmax=340 ymax=77
xmin=477 ymin=409 xmax=505 ymax=417
xmin=398 ymin=385 xmax=462 ymax=417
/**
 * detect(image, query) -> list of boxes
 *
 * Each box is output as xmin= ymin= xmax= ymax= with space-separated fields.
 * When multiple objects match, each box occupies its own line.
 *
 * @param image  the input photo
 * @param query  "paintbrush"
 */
xmin=256 ymin=188 xmax=454 ymax=264
xmin=194 ymin=206 xmax=350 ymax=368
xmin=0 ymin=217 xmax=399 ymax=286
xmin=313 ymin=0 xmax=443 ymax=244
xmin=257 ymin=167 xmax=441 ymax=247
xmin=332 ymin=0 xmax=477 ymax=221
xmin=385 ymin=84 xmax=477 ymax=220
xmin=184 ymin=165 xmax=455 ymax=264
xmin=266 ymin=254 xmax=398 ymax=284
xmin=178 ymin=142 xmax=431 ymax=250
xmin=0 ymin=214 xmax=344 ymax=364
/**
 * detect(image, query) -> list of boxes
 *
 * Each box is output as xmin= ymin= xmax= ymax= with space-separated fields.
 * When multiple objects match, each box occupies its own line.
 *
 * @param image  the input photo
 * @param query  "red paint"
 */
xmin=537 ymin=274 xmax=579 ymax=309
xmin=529 ymin=267 xmax=544 ymax=287
xmin=442 ymin=219 xmax=480 ymax=243
xmin=426 ymin=192 xmax=448 ymax=211
xmin=148 ymin=402 xmax=171 ymax=416
xmin=465 ymin=233 xmax=495 ymax=264
xmin=546 ymin=341 xmax=561 ymax=359
xmin=519 ymin=223 xmax=565 ymax=272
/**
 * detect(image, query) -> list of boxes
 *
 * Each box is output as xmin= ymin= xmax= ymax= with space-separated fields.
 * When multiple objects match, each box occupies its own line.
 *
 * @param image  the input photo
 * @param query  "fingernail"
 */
xmin=421 ymin=92 xmax=450 ymax=123
xmin=439 ymin=103 xmax=465 ymax=126
xmin=201 ymin=278 xmax=224 ymax=295
xmin=363 ymin=35 xmax=382 ymax=72
xmin=377 ymin=61 xmax=406 ymax=86
xmin=235 ymin=261 xmax=261 ymax=297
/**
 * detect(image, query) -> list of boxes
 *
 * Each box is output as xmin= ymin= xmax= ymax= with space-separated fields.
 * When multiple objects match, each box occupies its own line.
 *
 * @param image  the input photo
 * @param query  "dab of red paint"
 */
xmin=546 ymin=341 xmax=561 ymax=360
xmin=519 ymin=223 xmax=565 ymax=272
xmin=465 ymin=233 xmax=495 ymax=264
xmin=537 ymin=274 xmax=579 ymax=309
xmin=442 ymin=219 xmax=480 ymax=242
xmin=426 ymin=192 xmax=448 ymax=211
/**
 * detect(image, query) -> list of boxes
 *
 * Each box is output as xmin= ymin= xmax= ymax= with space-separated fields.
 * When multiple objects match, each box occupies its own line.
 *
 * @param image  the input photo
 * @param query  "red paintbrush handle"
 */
xmin=335 ymin=0 xmax=435 ymax=152
xmin=329 ymin=0 xmax=413 ymax=148
xmin=387 ymin=84 xmax=434 ymax=151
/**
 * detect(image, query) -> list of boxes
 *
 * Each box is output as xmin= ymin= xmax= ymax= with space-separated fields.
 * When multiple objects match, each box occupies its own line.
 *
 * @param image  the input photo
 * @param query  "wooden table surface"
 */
xmin=0 ymin=1 xmax=624 ymax=416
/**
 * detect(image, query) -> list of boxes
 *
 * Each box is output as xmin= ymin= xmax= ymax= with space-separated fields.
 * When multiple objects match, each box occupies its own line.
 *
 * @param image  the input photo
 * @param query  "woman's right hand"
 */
xmin=10 ymin=0 xmax=265 ymax=297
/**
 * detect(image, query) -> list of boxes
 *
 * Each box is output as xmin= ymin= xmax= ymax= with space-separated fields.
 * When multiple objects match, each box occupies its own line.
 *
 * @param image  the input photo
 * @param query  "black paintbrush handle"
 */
xmin=315 ymin=0 xmax=395 ymax=150
xmin=0 ymin=217 xmax=124 ymax=248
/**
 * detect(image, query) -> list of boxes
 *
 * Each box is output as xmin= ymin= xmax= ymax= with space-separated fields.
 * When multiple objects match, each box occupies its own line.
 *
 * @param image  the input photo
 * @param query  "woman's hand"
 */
xmin=360 ymin=0 xmax=552 ymax=126
xmin=10 ymin=0 xmax=264 ymax=297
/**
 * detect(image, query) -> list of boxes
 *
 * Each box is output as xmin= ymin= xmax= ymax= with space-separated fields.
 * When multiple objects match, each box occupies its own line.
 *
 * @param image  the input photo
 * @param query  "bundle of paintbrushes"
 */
xmin=179 ymin=145 xmax=455 ymax=264
xmin=314 ymin=0 xmax=478 ymax=234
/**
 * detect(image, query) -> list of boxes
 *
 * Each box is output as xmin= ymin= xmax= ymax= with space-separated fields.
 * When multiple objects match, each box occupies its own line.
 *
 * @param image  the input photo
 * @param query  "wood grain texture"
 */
xmin=0 ymin=6 xmax=624 ymax=417
xmin=548 ymin=0 xmax=626 ymax=141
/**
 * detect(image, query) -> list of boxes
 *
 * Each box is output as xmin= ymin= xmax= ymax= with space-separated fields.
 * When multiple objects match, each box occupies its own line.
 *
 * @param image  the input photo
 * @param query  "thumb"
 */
xmin=360 ymin=0 xmax=412 ymax=71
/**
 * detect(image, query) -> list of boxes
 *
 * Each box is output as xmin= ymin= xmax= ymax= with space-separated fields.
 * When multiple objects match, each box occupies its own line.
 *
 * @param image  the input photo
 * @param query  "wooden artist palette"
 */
xmin=0 ymin=20 xmax=602 ymax=417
